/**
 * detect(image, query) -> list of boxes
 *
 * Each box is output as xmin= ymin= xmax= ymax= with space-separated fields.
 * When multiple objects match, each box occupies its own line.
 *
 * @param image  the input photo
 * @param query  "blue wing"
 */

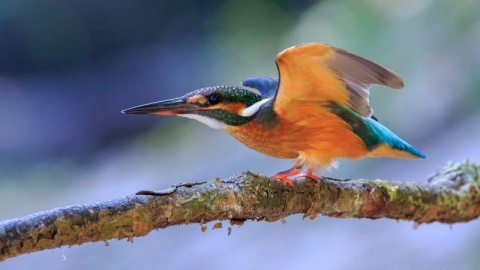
xmin=241 ymin=77 xmax=279 ymax=98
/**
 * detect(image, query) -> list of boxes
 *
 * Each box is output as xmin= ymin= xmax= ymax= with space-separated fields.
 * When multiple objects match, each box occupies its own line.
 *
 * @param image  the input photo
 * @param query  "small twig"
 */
xmin=136 ymin=181 xmax=208 ymax=195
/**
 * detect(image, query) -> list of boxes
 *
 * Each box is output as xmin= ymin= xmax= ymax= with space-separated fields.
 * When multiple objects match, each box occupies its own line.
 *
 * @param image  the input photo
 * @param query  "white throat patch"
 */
xmin=240 ymin=98 xmax=270 ymax=117
xmin=178 ymin=114 xmax=227 ymax=129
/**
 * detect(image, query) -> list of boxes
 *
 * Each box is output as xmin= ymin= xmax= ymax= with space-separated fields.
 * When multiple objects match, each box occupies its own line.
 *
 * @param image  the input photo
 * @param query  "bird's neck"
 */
xmin=254 ymin=100 xmax=279 ymax=130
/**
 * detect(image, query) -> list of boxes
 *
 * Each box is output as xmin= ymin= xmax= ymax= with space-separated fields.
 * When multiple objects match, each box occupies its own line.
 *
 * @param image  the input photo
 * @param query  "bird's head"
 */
xmin=122 ymin=85 xmax=272 ymax=129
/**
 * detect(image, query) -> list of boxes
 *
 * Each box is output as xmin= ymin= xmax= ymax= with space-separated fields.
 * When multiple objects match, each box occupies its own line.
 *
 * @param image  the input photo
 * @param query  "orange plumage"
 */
xmin=227 ymin=103 xmax=369 ymax=168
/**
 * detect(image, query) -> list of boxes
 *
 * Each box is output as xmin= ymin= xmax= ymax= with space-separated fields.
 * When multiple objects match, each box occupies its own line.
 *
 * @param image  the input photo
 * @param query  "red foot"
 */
xmin=296 ymin=169 xmax=322 ymax=183
xmin=270 ymin=166 xmax=301 ymax=186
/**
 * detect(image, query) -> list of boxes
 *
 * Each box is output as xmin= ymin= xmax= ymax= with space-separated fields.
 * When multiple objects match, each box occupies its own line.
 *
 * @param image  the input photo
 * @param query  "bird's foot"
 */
xmin=295 ymin=170 xmax=322 ymax=183
xmin=270 ymin=175 xmax=294 ymax=186
xmin=270 ymin=166 xmax=302 ymax=186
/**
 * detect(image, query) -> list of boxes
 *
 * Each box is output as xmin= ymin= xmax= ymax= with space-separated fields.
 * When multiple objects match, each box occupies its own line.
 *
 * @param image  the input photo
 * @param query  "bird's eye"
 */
xmin=207 ymin=93 xmax=222 ymax=105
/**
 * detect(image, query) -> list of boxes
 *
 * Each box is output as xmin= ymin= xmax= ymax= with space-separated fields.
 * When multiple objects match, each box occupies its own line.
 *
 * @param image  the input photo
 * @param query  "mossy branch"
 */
xmin=1 ymin=161 xmax=479 ymax=261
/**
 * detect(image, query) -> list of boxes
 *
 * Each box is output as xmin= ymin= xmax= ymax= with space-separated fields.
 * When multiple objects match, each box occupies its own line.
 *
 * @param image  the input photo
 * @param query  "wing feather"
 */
xmin=241 ymin=77 xmax=279 ymax=98
xmin=274 ymin=43 xmax=404 ymax=117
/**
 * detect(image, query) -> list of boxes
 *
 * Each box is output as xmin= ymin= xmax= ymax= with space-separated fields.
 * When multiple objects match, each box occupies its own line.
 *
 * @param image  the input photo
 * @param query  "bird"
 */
xmin=122 ymin=43 xmax=425 ymax=186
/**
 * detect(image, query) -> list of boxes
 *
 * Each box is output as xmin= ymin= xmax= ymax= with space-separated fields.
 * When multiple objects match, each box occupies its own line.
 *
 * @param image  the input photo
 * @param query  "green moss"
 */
xmin=464 ymin=160 xmax=480 ymax=188
xmin=375 ymin=179 xmax=399 ymax=202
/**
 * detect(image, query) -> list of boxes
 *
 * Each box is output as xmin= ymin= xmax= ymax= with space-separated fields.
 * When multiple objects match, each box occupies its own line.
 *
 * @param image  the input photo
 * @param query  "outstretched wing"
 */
xmin=274 ymin=43 xmax=404 ymax=117
xmin=242 ymin=77 xmax=279 ymax=98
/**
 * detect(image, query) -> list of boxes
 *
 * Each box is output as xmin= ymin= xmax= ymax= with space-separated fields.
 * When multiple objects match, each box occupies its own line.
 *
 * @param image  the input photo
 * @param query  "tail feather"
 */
xmin=365 ymin=118 xmax=426 ymax=159
xmin=326 ymin=102 xmax=425 ymax=159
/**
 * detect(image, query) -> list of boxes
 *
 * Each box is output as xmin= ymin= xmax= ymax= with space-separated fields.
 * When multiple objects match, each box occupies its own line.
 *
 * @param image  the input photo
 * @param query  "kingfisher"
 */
xmin=123 ymin=43 xmax=425 ymax=186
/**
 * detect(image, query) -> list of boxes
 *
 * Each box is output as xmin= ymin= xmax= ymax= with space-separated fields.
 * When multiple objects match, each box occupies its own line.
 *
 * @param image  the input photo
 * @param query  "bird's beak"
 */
xmin=122 ymin=97 xmax=199 ymax=115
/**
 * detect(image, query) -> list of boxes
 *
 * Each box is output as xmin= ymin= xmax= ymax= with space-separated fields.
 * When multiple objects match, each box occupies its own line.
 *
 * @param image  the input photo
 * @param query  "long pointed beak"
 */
xmin=122 ymin=97 xmax=198 ymax=115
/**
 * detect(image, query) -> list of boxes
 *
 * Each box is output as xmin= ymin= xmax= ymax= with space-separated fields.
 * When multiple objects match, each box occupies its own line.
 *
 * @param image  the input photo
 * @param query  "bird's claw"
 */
xmin=270 ymin=175 xmax=294 ymax=187
xmin=295 ymin=173 xmax=322 ymax=183
xmin=271 ymin=167 xmax=322 ymax=186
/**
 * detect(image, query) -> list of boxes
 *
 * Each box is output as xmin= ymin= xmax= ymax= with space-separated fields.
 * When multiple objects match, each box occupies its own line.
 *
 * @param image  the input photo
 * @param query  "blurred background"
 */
xmin=1 ymin=0 xmax=479 ymax=269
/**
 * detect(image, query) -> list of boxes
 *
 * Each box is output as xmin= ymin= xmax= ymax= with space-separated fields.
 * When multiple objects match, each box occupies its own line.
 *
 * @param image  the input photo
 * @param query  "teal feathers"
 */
xmin=327 ymin=102 xmax=425 ymax=158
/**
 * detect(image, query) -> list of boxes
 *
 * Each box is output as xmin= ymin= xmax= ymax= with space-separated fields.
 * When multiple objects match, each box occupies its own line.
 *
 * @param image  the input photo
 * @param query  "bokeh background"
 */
xmin=1 ymin=0 xmax=479 ymax=269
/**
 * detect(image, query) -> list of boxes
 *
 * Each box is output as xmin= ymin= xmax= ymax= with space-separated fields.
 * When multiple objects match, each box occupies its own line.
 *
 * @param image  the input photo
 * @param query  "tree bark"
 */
xmin=0 ymin=161 xmax=479 ymax=261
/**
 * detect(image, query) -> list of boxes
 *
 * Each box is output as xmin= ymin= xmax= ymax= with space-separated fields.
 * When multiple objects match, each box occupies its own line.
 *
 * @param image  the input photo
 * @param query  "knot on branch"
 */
xmin=428 ymin=160 xmax=479 ymax=192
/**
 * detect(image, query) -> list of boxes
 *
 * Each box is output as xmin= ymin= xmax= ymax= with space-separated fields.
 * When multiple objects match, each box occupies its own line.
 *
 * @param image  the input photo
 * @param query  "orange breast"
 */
xmin=226 ymin=102 xmax=370 ymax=170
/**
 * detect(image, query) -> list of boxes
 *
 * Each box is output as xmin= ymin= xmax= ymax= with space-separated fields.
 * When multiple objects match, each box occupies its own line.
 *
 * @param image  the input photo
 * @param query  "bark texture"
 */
xmin=0 ymin=161 xmax=478 ymax=261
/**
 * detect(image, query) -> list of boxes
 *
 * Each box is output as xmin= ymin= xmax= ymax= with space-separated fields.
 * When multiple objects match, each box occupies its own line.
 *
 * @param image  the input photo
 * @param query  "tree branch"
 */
xmin=1 ymin=161 xmax=479 ymax=261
